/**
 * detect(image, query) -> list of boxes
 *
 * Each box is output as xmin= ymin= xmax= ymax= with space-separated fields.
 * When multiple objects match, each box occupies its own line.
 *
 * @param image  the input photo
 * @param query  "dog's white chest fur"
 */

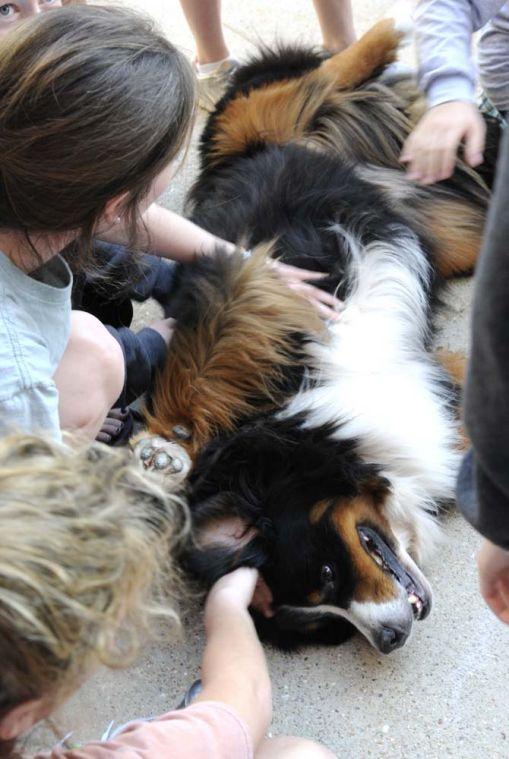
xmin=282 ymin=229 xmax=460 ymax=561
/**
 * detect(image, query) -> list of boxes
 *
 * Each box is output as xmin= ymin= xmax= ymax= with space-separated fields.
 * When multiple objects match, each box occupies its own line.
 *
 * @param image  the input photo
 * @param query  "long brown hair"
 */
xmin=0 ymin=5 xmax=195 ymax=265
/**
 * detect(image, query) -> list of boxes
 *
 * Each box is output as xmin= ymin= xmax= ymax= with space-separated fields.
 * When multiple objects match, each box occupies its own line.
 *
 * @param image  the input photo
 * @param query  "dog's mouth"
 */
xmin=357 ymin=525 xmax=430 ymax=621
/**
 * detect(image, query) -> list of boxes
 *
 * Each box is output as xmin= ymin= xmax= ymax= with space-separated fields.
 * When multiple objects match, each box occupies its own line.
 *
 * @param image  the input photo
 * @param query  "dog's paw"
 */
xmin=133 ymin=435 xmax=192 ymax=486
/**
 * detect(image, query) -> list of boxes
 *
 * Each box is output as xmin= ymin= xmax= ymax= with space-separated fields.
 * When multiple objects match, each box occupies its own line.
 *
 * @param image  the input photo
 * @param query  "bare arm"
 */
xmin=195 ymin=569 xmax=272 ymax=751
xmin=100 ymin=202 xmax=235 ymax=262
xmin=101 ymin=203 xmax=343 ymax=318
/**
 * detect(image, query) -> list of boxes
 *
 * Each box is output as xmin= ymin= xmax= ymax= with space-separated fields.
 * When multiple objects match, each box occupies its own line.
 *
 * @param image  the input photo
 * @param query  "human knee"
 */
xmin=69 ymin=311 xmax=125 ymax=407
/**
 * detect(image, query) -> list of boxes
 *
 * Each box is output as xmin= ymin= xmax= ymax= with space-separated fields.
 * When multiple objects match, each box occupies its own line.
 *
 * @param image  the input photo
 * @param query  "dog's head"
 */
xmin=187 ymin=418 xmax=432 ymax=654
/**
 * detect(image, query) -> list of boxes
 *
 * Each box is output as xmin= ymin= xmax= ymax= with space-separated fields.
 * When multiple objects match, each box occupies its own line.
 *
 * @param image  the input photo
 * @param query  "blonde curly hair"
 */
xmin=0 ymin=435 xmax=188 ymax=715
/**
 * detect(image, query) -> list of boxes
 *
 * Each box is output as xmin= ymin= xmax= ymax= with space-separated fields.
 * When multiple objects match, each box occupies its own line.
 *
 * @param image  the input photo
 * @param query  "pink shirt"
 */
xmin=32 ymin=702 xmax=253 ymax=759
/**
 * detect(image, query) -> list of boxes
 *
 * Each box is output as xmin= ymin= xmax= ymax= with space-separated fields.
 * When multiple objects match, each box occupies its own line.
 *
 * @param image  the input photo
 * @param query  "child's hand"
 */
xmin=477 ymin=539 xmax=509 ymax=625
xmin=270 ymin=261 xmax=344 ymax=322
xmin=401 ymin=101 xmax=486 ymax=185
xmin=205 ymin=567 xmax=259 ymax=620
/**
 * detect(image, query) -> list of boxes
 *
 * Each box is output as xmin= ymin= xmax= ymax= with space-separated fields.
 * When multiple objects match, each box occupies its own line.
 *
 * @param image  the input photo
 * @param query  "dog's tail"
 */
xmin=143 ymin=247 xmax=323 ymax=459
xmin=208 ymin=19 xmax=405 ymax=166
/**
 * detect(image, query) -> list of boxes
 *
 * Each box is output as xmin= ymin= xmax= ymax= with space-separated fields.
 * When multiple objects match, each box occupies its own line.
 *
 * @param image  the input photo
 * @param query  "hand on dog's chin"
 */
xmin=251 ymin=574 xmax=275 ymax=618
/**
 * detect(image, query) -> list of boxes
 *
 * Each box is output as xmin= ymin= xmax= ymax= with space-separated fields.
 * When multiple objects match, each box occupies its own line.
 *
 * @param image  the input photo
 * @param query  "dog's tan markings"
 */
xmin=309 ymin=499 xmax=332 ymax=525
xmin=210 ymin=76 xmax=329 ymax=163
xmin=434 ymin=349 xmax=470 ymax=449
xmin=143 ymin=248 xmax=323 ymax=460
xmin=210 ymin=19 xmax=404 ymax=164
xmin=331 ymin=496 xmax=397 ymax=604
xmin=308 ymin=590 xmax=324 ymax=605
xmin=422 ymin=198 xmax=485 ymax=277
xmin=435 ymin=350 xmax=467 ymax=387
xmin=320 ymin=19 xmax=403 ymax=90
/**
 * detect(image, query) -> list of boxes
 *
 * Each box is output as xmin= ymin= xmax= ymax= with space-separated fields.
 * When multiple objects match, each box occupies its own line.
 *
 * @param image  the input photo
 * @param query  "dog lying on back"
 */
xmin=132 ymin=20 xmax=499 ymax=654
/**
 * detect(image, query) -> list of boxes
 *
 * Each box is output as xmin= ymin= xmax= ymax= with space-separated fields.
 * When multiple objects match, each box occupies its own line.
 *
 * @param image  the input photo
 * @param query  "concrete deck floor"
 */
xmin=29 ymin=1 xmax=508 ymax=756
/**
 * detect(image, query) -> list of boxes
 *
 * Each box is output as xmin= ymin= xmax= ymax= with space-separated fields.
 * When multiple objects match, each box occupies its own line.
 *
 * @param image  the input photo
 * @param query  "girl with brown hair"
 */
xmin=0 ymin=4 xmax=211 ymax=443
xmin=0 ymin=1 xmax=341 ymax=446
xmin=0 ymin=0 xmax=229 ymax=443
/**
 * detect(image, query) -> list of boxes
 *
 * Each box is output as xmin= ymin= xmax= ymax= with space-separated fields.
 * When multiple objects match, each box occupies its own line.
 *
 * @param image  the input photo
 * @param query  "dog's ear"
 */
xmin=185 ymin=495 xmax=273 ymax=585
xmin=188 ymin=511 xmax=275 ymax=617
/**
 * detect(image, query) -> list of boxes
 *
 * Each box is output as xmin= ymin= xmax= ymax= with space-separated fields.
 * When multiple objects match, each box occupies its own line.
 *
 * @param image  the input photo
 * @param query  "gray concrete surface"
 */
xmin=28 ymin=1 xmax=509 ymax=756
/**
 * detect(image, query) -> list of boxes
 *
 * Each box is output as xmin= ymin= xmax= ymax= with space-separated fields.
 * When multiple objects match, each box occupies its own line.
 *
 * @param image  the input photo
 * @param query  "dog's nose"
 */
xmin=376 ymin=625 xmax=409 ymax=654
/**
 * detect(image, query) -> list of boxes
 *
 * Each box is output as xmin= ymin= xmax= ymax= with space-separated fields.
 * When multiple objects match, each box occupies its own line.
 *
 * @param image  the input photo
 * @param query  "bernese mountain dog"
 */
xmin=131 ymin=20 xmax=499 ymax=654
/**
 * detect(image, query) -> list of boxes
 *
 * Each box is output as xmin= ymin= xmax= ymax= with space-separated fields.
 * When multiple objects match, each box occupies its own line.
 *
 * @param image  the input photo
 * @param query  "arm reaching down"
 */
xmin=195 ymin=568 xmax=273 ymax=751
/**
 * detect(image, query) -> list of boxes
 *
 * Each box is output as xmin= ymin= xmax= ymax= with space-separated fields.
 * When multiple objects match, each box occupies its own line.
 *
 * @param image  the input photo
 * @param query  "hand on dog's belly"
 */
xmin=269 ymin=260 xmax=344 ymax=322
xmin=132 ymin=435 xmax=191 ymax=486
xmin=198 ymin=516 xmax=274 ymax=617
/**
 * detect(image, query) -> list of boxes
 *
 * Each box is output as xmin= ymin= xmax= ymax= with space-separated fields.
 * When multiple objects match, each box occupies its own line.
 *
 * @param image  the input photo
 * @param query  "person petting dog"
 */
xmin=401 ymin=0 xmax=509 ymax=626
xmin=0 ymin=434 xmax=335 ymax=757
xmin=402 ymin=0 xmax=509 ymax=185
xmin=0 ymin=2 xmax=340 ymax=445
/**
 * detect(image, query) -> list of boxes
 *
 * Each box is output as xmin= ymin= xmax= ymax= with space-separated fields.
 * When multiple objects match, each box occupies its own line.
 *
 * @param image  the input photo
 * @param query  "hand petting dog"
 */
xmin=401 ymin=101 xmax=486 ymax=186
xmin=270 ymin=261 xmax=344 ymax=321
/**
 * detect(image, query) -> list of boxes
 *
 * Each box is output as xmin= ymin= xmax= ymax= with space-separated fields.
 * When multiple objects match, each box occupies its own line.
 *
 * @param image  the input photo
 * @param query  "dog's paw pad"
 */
xmin=133 ymin=436 xmax=191 ymax=484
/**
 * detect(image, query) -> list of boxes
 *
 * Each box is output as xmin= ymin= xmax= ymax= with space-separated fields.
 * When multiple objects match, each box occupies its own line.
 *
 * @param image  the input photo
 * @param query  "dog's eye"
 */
xmin=321 ymin=564 xmax=334 ymax=584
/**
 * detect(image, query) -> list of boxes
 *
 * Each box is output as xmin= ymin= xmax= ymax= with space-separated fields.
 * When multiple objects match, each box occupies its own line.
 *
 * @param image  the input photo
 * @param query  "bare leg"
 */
xmin=55 ymin=311 xmax=125 ymax=443
xmin=179 ymin=0 xmax=229 ymax=64
xmin=256 ymin=735 xmax=337 ymax=758
xmin=312 ymin=0 xmax=356 ymax=52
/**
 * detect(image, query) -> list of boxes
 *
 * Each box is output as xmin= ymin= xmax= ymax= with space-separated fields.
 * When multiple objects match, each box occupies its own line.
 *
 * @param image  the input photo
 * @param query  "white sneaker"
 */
xmin=195 ymin=58 xmax=239 ymax=112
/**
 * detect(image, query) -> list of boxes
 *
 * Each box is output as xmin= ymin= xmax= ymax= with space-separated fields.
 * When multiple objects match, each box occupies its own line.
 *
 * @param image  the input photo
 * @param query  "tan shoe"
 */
xmin=196 ymin=58 xmax=239 ymax=112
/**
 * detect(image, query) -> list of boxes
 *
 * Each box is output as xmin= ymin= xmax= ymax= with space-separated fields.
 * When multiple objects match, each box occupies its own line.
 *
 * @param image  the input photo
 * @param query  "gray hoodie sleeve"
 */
xmin=415 ymin=0 xmax=507 ymax=107
xmin=458 ymin=126 xmax=509 ymax=549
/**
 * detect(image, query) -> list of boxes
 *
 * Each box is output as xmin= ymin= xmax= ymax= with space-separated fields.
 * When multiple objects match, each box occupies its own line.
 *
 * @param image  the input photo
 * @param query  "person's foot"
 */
xmin=196 ymin=57 xmax=239 ymax=112
xmin=96 ymin=408 xmax=133 ymax=445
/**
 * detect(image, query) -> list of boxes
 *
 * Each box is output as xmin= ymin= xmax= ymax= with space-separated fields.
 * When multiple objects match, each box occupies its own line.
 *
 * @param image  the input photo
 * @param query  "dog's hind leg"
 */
xmin=356 ymin=168 xmax=486 ymax=278
xmin=209 ymin=19 xmax=406 ymax=164
xmin=418 ymin=197 xmax=485 ymax=278
xmin=319 ymin=19 xmax=404 ymax=90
